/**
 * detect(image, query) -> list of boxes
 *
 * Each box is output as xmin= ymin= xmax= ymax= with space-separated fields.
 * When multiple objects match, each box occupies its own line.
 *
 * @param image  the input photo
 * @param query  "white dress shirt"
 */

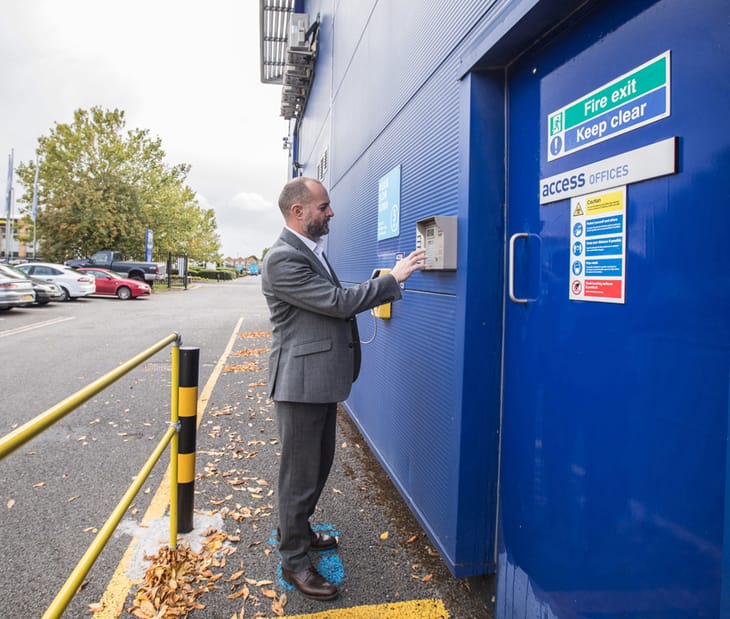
xmin=285 ymin=226 xmax=332 ymax=276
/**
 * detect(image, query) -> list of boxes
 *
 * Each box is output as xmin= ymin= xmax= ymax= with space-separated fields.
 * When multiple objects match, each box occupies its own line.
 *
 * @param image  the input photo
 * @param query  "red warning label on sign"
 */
xmin=584 ymin=279 xmax=622 ymax=298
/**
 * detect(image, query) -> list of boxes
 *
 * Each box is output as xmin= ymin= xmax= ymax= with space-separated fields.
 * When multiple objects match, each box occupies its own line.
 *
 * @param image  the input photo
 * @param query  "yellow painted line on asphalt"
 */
xmin=94 ymin=316 xmax=245 ymax=618
xmin=286 ymin=598 xmax=449 ymax=618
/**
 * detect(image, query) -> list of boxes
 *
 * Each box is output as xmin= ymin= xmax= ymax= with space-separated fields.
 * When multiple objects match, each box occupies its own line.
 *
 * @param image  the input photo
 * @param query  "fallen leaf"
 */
xmin=239 ymin=331 xmax=271 ymax=339
xmin=227 ymin=585 xmax=249 ymax=600
xmin=6 ymin=499 xmax=14 ymax=509
xmin=261 ymin=587 xmax=277 ymax=599
xmin=33 ymin=481 xmax=46 ymax=489
xmin=380 ymin=531 xmax=389 ymax=541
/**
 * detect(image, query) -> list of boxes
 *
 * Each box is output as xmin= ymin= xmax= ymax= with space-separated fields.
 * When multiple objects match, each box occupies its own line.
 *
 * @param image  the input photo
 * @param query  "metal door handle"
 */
xmin=508 ymin=232 xmax=529 ymax=304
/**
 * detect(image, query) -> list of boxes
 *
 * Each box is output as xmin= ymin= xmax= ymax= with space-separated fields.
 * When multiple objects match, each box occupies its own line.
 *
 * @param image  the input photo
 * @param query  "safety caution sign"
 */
xmin=569 ymin=186 xmax=626 ymax=304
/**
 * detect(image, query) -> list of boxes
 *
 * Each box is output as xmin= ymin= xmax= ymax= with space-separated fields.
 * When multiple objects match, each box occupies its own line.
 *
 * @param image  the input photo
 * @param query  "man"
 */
xmin=261 ymin=176 xmax=425 ymax=600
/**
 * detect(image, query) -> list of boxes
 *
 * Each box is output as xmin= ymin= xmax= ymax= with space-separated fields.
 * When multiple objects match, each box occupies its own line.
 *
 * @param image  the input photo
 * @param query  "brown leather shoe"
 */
xmin=281 ymin=566 xmax=338 ymax=600
xmin=276 ymin=527 xmax=339 ymax=551
xmin=309 ymin=529 xmax=338 ymax=551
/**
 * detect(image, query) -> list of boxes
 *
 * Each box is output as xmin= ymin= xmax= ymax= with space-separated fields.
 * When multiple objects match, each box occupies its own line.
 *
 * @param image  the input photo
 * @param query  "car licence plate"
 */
xmin=22 ymin=294 xmax=33 ymax=301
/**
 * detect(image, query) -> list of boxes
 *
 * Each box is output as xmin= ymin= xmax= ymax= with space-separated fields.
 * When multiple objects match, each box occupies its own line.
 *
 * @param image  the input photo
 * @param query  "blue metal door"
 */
xmin=499 ymin=0 xmax=730 ymax=616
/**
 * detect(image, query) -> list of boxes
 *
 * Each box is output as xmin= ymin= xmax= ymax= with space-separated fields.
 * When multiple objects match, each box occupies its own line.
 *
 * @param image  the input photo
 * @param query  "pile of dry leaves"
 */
xmin=127 ymin=527 xmax=286 ymax=618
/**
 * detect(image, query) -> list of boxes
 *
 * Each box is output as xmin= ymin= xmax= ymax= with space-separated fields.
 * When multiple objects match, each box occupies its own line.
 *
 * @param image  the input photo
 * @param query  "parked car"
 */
xmin=0 ymin=266 xmax=35 ymax=310
xmin=0 ymin=263 xmax=64 ymax=305
xmin=65 ymin=250 xmax=165 ymax=283
xmin=16 ymin=262 xmax=96 ymax=301
xmin=75 ymin=267 xmax=151 ymax=300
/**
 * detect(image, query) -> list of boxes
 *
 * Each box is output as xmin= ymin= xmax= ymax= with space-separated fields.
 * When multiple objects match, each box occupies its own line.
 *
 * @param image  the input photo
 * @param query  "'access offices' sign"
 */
xmin=539 ymin=137 xmax=676 ymax=205
xmin=547 ymin=51 xmax=670 ymax=161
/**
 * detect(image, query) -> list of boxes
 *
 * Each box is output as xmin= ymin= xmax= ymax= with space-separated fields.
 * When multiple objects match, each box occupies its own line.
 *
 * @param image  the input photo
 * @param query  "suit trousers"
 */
xmin=275 ymin=400 xmax=338 ymax=571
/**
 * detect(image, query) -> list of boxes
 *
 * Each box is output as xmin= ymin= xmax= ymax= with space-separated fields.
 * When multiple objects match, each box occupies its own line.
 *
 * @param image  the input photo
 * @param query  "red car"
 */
xmin=76 ymin=267 xmax=152 ymax=300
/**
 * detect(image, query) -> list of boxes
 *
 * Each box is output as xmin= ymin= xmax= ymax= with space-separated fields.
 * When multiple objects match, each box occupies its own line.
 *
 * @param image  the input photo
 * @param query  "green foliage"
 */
xmin=190 ymin=268 xmax=236 ymax=280
xmin=217 ymin=267 xmax=239 ymax=278
xmin=15 ymin=107 xmax=221 ymax=263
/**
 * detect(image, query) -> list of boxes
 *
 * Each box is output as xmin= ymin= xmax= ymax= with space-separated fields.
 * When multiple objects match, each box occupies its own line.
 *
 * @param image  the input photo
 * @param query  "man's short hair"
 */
xmin=278 ymin=177 xmax=317 ymax=216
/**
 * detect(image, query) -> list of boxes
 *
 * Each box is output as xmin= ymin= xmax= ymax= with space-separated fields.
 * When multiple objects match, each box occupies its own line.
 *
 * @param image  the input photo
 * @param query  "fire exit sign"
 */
xmin=547 ymin=51 xmax=670 ymax=161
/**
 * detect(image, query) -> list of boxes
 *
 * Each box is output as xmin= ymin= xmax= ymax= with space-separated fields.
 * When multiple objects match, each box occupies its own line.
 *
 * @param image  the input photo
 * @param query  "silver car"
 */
xmin=0 ymin=263 xmax=64 ymax=305
xmin=0 ymin=265 xmax=35 ymax=310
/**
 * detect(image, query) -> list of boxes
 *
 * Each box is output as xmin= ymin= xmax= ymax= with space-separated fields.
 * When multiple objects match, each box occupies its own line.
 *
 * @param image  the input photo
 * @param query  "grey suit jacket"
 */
xmin=262 ymin=228 xmax=402 ymax=404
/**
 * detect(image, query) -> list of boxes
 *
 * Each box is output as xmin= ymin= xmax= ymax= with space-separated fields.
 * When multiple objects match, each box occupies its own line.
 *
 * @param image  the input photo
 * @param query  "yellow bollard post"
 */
xmin=177 ymin=347 xmax=199 ymax=533
xmin=169 ymin=339 xmax=180 ymax=549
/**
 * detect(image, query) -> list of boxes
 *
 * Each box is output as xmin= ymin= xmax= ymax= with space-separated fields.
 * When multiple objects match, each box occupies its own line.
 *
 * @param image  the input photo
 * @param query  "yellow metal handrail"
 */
xmin=43 ymin=424 xmax=178 ymax=618
xmin=0 ymin=332 xmax=184 ymax=619
xmin=0 ymin=332 xmax=179 ymax=459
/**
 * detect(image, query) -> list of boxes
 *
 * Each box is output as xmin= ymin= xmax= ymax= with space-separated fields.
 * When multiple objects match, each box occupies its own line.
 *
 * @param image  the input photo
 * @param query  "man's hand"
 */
xmin=390 ymin=249 xmax=427 ymax=283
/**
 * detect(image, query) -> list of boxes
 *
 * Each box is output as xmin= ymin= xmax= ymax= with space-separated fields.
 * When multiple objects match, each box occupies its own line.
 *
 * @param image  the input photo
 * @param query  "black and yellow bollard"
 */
xmin=177 ymin=346 xmax=199 ymax=533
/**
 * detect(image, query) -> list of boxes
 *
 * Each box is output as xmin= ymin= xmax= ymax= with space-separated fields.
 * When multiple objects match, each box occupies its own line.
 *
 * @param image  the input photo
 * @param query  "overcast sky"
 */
xmin=0 ymin=0 xmax=290 ymax=259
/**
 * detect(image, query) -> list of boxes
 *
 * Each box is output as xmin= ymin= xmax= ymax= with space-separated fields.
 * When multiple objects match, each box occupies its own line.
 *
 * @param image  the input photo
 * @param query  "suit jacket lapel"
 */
xmin=280 ymin=228 xmax=334 ymax=284
xmin=322 ymin=252 xmax=341 ymax=287
xmin=322 ymin=252 xmax=362 ymax=382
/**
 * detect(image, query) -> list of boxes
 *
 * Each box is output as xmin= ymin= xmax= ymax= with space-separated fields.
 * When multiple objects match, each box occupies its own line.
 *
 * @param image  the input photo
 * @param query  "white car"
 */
xmin=16 ymin=262 xmax=96 ymax=301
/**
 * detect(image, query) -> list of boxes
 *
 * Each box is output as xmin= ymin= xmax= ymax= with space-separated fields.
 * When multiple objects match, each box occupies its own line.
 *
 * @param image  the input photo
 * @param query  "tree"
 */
xmin=16 ymin=107 xmax=220 ymax=262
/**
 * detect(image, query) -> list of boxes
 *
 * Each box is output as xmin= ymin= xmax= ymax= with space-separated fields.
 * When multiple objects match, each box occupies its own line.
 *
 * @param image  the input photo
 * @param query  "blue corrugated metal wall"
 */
xmin=289 ymin=2 xmax=730 ymax=603
xmin=281 ymin=0 xmax=730 ymax=615
xmin=294 ymin=0 xmax=506 ymax=575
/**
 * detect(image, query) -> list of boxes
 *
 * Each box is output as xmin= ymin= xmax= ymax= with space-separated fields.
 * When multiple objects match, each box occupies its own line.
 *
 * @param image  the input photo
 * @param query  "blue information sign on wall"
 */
xmin=377 ymin=165 xmax=400 ymax=241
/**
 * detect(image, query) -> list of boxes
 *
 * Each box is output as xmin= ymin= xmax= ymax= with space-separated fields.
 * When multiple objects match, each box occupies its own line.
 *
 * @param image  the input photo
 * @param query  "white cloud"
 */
xmin=199 ymin=191 xmax=283 ymax=259
xmin=0 ymin=0 xmax=290 ymax=258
